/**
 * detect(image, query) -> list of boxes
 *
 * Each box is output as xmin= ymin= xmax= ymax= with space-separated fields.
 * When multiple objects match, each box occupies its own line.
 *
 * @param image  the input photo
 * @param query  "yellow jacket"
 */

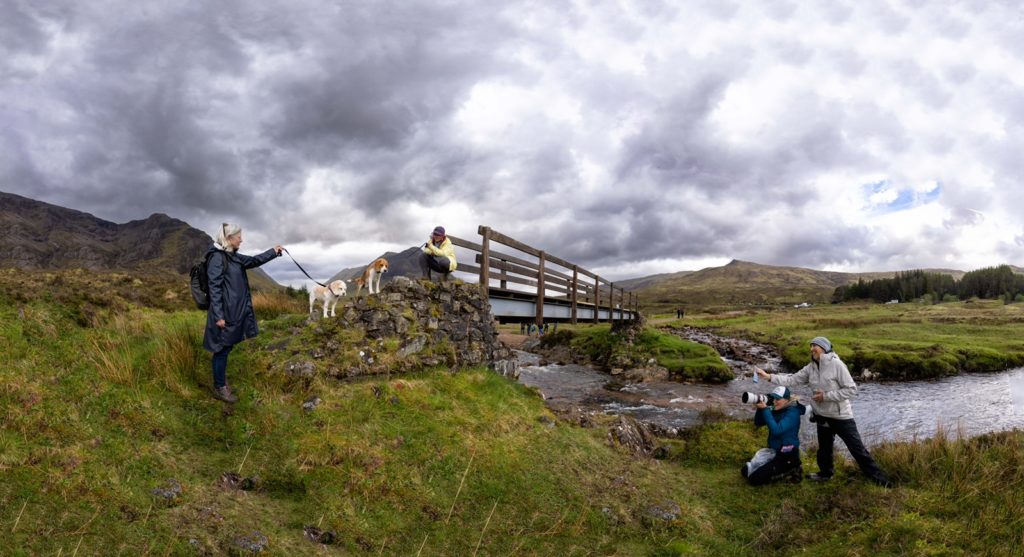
xmin=422 ymin=237 xmax=457 ymax=271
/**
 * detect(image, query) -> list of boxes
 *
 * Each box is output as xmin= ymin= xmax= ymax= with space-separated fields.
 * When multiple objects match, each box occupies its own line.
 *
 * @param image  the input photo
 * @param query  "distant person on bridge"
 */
xmin=756 ymin=337 xmax=892 ymax=488
xmin=419 ymin=225 xmax=457 ymax=281
xmin=203 ymin=223 xmax=283 ymax=404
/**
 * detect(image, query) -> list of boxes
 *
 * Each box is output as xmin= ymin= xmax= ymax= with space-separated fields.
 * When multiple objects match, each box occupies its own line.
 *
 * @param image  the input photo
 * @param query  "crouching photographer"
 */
xmin=741 ymin=386 xmax=806 ymax=486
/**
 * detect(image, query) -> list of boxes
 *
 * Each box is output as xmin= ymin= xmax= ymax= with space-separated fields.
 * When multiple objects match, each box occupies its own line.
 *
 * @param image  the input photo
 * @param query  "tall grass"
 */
xmin=150 ymin=319 xmax=205 ymax=396
xmin=84 ymin=311 xmax=149 ymax=385
xmin=252 ymin=290 xmax=305 ymax=320
xmin=874 ymin=427 xmax=1024 ymax=552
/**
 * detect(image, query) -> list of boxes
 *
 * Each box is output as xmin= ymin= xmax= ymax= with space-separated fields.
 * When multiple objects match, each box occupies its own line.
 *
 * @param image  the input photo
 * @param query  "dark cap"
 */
xmin=432 ymin=226 xmax=446 ymax=236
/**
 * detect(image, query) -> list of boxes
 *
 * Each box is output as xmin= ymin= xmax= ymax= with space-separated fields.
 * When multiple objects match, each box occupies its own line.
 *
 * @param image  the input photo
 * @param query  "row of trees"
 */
xmin=832 ymin=265 xmax=1024 ymax=304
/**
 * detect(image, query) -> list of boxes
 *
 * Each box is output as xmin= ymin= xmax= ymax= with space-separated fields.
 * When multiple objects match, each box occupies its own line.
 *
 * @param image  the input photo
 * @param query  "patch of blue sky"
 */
xmin=861 ymin=179 xmax=941 ymax=214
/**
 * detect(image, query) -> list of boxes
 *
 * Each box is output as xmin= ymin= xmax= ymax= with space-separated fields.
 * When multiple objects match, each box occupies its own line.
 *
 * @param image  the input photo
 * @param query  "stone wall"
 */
xmin=284 ymin=276 xmax=518 ymax=380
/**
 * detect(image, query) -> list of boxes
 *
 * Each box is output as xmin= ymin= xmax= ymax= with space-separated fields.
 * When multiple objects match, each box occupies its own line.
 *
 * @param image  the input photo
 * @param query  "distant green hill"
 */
xmin=626 ymin=259 xmax=968 ymax=310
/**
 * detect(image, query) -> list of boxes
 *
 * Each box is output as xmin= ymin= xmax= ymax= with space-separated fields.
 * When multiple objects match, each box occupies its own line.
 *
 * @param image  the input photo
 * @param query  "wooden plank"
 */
xmin=486 ymin=228 xmax=543 ymax=258
xmin=448 ymin=235 xmax=483 ymax=252
xmin=542 ymin=267 xmax=572 ymax=281
xmin=544 ymin=253 xmax=575 ymax=271
xmin=543 ymin=284 xmax=569 ymax=296
xmin=483 ymin=248 xmax=539 ymax=270
xmin=454 ymin=263 xmax=482 ymax=276
xmin=493 ymin=274 xmax=537 ymax=289
xmin=543 ymin=274 xmax=571 ymax=288
xmin=477 ymin=255 xmax=539 ymax=279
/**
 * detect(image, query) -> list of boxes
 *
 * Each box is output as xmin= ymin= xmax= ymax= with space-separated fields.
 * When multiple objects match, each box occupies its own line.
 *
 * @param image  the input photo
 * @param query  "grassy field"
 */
xmin=676 ymin=300 xmax=1024 ymax=380
xmin=3 ymin=281 xmax=1024 ymax=555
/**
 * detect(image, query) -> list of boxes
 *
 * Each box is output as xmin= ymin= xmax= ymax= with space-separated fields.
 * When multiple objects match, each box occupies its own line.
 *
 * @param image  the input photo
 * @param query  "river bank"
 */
xmin=685 ymin=300 xmax=1024 ymax=379
xmin=508 ymin=325 xmax=1024 ymax=446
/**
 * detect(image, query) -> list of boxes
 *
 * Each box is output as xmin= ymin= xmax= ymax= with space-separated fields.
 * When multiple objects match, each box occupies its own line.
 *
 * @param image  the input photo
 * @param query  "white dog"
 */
xmin=353 ymin=257 xmax=388 ymax=296
xmin=309 ymin=280 xmax=347 ymax=317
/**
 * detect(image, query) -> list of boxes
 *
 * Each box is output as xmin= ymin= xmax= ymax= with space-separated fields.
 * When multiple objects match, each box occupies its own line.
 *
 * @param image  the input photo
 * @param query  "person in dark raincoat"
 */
xmin=203 ymin=223 xmax=282 ymax=403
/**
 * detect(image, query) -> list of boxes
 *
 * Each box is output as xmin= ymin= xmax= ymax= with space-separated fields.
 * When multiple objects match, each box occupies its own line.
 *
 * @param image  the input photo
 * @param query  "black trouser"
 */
xmin=815 ymin=416 xmax=889 ymax=484
xmin=741 ymin=450 xmax=801 ymax=486
xmin=419 ymin=252 xmax=451 ymax=279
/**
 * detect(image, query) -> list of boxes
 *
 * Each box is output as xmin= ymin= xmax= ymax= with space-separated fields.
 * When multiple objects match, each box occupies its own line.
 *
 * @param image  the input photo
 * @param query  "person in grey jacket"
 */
xmin=203 ymin=223 xmax=282 ymax=403
xmin=756 ymin=336 xmax=892 ymax=487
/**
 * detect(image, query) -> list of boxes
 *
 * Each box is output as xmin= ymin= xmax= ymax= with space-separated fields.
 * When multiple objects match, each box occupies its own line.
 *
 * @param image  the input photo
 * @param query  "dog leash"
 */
xmin=280 ymin=247 xmax=327 ymax=287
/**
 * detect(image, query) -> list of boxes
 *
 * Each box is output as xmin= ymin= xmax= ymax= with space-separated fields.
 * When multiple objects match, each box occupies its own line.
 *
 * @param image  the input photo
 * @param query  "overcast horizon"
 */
xmin=4 ymin=1 xmax=1024 ymax=287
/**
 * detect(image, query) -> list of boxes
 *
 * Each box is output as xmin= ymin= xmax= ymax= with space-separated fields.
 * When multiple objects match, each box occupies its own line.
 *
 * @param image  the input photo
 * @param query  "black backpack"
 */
xmin=189 ymin=251 xmax=227 ymax=310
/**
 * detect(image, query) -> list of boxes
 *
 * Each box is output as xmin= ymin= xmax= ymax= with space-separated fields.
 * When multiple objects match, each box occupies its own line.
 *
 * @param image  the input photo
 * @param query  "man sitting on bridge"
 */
xmin=420 ymin=225 xmax=457 ymax=281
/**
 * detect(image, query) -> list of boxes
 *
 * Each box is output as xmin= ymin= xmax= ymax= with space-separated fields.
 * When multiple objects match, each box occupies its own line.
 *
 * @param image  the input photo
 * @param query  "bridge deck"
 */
xmin=486 ymin=287 xmax=635 ymax=323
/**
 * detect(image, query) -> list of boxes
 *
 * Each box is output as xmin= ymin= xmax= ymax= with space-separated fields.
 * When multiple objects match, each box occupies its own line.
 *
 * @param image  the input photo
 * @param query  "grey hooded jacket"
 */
xmin=768 ymin=352 xmax=858 ymax=420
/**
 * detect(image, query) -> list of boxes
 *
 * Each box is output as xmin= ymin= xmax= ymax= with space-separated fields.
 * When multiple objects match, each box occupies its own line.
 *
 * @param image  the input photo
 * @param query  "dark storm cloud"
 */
xmin=0 ymin=0 xmax=537 ymax=234
xmin=3 ymin=0 xmax=1022 ymax=279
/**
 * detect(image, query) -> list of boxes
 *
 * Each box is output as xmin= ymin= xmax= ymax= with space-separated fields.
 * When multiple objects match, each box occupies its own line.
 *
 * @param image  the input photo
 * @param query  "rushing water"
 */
xmin=515 ymin=344 xmax=1024 ymax=446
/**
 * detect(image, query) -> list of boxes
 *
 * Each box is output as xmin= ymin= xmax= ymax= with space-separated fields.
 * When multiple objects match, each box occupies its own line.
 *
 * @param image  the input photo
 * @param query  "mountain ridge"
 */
xmin=0 ymin=191 xmax=282 ymax=290
xmin=619 ymin=258 xmax=994 ymax=308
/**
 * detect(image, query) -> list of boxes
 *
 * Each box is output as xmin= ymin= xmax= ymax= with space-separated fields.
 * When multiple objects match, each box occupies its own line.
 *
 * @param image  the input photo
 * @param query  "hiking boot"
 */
xmin=212 ymin=386 xmax=238 ymax=403
xmin=787 ymin=466 xmax=804 ymax=483
xmin=806 ymin=472 xmax=832 ymax=482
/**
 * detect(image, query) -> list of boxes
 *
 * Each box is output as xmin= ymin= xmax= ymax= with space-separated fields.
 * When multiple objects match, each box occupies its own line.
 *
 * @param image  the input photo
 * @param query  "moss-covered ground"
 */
xmin=2 ymin=278 xmax=1023 ymax=555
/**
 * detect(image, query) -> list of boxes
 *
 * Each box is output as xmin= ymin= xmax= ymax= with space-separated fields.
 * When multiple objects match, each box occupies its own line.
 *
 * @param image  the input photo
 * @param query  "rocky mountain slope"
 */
xmin=0 ymin=191 xmax=281 ymax=289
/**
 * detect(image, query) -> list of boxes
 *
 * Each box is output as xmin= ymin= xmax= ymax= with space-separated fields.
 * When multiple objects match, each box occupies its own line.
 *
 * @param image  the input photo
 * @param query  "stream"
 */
xmin=514 ymin=330 xmax=1024 ymax=446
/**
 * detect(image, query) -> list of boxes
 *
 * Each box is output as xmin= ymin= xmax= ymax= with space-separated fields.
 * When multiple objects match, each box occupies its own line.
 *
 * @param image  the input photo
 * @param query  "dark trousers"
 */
xmin=816 ymin=416 xmax=889 ymax=484
xmin=419 ymin=252 xmax=451 ymax=279
xmin=212 ymin=345 xmax=234 ymax=388
xmin=742 ymin=450 xmax=801 ymax=486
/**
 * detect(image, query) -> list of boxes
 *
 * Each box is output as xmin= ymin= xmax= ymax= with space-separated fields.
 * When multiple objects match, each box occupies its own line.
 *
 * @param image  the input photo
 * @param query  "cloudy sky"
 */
xmin=3 ymin=0 xmax=1024 ymax=286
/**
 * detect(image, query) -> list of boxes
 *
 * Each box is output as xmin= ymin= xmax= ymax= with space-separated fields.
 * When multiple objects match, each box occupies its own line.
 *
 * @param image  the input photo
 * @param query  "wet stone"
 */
xmin=152 ymin=478 xmax=182 ymax=504
xmin=284 ymin=360 xmax=316 ymax=378
xmin=234 ymin=531 xmax=269 ymax=553
xmin=643 ymin=500 xmax=681 ymax=523
xmin=302 ymin=396 xmax=321 ymax=412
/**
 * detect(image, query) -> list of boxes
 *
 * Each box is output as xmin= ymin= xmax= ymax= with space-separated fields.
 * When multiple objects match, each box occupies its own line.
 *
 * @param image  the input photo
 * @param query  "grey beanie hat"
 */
xmin=810 ymin=336 xmax=833 ymax=353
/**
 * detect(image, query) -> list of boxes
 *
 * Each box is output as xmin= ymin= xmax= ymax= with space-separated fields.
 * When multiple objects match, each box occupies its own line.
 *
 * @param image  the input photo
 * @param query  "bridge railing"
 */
xmin=448 ymin=226 xmax=637 ymax=326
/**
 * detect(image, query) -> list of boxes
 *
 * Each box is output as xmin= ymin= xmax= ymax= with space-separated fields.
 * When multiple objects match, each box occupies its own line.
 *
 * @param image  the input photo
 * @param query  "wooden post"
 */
xmin=478 ymin=226 xmax=490 ymax=292
xmin=536 ymin=251 xmax=546 ymax=328
xmin=593 ymin=275 xmax=600 ymax=323
xmin=499 ymin=260 xmax=507 ymax=289
xmin=570 ymin=265 xmax=578 ymax=325
xmin=609 ymin=283 xmax=616 ymax=321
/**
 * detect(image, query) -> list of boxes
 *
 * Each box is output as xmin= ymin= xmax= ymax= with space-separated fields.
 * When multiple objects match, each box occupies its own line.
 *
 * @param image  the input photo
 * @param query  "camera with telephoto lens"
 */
xmin=742 ymin=392 xmax=769 ymax=405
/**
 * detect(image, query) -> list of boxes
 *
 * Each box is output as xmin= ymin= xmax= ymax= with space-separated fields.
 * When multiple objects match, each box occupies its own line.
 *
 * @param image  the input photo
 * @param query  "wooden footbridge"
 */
xmin=448 ymin=226 xmax=639 ymax=325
